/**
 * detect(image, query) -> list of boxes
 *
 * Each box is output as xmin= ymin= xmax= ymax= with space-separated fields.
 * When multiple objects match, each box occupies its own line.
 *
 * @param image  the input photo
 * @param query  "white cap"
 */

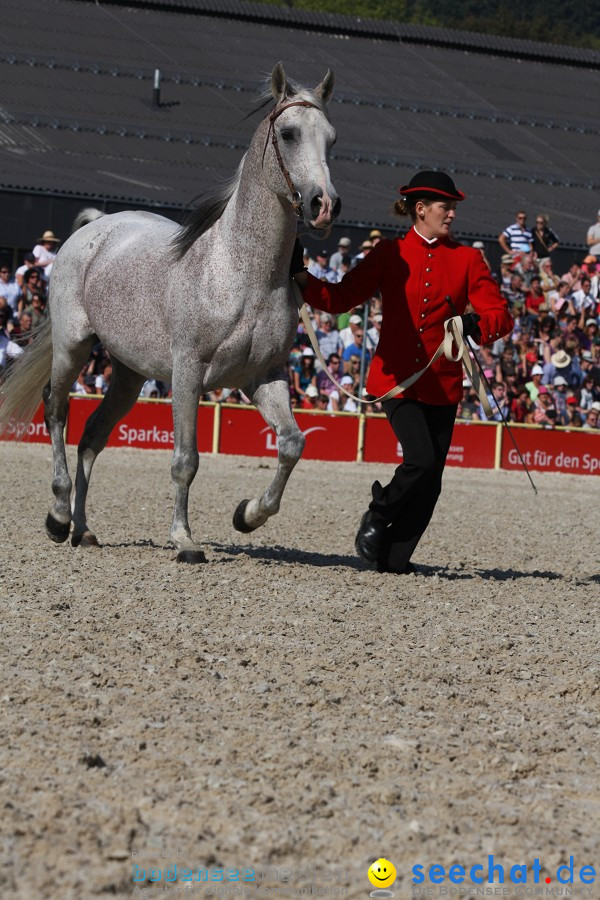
xmin=340 ymin=375 xmax=354 ymax=386
xmin=302 ymin=347 xmax=315 ymax=357
xmin=531 ymin=364 xmax=544 ymax=375
xmin=553 ymin=376 xmax=567 ymax=386
xmin=591 ymin=401 xmax=600 ymax=412
xmin=472 ymin=241 xmax=485 ymax=249
xmin=373 ymin=314 xmax=383 ymax=323
xmin=305 ymin=384 xmax=318 ymax=398
xmin=349 ymin=315 xmax=362 ymax=325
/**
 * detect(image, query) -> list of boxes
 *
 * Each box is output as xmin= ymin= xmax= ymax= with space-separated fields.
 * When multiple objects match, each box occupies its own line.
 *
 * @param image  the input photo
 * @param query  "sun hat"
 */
xmin=399 ymin=170 xmax=465 ymax=201
xmin=369 ymin=229 xmax=382 ymax=239
xmin=37 ymin=230 xmax=60 ymax=243
xmin=338 ymin=237 xmax=351 ymax=247
xmin=553 ymin=376 xmax=567 ymax=386
xmin=359 ymin=240 xmax=373 ymax=251
xmin=551 ymin=350 xmax=571 ymax=368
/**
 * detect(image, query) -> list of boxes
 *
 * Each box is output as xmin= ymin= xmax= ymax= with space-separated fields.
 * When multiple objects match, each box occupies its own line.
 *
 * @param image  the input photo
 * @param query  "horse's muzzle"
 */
xmin=308 ymin=192 xmax=341 ymax=229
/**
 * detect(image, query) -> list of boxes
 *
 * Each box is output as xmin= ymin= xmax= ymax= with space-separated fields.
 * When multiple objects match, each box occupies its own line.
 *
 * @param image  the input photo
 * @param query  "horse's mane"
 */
xmin=171 ymin=155 xmax=247 ymax=259
xmin=172 ymin=79 xmax=326 ymax=259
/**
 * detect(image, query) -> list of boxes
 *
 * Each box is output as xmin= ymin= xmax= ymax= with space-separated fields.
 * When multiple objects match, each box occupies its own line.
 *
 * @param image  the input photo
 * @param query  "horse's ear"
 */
xmin=271 ymin=62 xmax=288 ymax=103
xmin=314 ymin=69 xmax=335 ymax=103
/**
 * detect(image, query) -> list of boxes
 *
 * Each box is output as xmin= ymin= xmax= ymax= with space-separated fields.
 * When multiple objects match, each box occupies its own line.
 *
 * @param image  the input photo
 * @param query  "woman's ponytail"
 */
xmin=394 ymin=198 xmax=411 ymax=217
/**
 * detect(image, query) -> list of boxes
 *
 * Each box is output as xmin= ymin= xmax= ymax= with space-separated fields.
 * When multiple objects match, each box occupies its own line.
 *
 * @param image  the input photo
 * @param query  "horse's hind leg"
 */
xmin=233 ymin=371 xmax=305 ymax=533
xmin=71 ymin=359 xmax=145 ymax=547
xmin=44 ymin=338 xmax=94 ymax=543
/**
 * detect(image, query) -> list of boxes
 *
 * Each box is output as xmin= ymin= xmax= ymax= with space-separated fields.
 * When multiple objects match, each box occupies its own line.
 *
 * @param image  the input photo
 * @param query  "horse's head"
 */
xmin=264 ymin=62 xmax=341 ymax=237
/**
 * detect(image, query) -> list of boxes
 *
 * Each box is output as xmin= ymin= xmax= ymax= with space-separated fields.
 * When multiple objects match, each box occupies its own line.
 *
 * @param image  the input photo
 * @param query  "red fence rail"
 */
xmin=2 ymin=396 xmax=599 ymax=476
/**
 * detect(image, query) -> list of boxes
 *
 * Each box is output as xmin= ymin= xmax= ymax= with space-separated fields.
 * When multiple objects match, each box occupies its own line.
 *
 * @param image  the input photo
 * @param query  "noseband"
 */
xmin=262 ymin=100 xmax=319 ymax=218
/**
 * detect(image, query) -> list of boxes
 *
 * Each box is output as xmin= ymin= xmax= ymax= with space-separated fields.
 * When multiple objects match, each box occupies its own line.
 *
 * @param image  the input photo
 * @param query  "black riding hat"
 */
xmin=399 ymin=171 xmax=465 ymax=202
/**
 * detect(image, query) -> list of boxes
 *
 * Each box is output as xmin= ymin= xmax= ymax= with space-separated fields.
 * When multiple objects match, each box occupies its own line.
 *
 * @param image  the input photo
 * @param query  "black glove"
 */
xmin=461 ymin=313 xmax=482 ymax=343
xmin=290 ymin=239 xmax=306 ymax=276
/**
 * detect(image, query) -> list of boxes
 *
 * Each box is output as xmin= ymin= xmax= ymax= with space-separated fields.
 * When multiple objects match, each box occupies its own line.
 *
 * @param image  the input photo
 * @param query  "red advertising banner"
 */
xmin=65 ymin=396 xmax=101 ymax=445
xmin=7 ymin=399 xmax=599 ymax=476
xmin=65 ymin=397 xmax=214 ymax=453
xmin=501 ymin=426 xmax=600 ymax=475
xmin=0 ymin=401 xmax=51 ymax=444
xmin=362 ymin=416 xmax=497 ymax=468
xmin=218 ymin=407 xmax=360 ymax=461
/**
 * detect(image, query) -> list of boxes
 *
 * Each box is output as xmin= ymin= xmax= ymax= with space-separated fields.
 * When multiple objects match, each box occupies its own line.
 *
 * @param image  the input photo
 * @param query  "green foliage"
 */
xmin=261 ymin=0 xmax=600 ymax=48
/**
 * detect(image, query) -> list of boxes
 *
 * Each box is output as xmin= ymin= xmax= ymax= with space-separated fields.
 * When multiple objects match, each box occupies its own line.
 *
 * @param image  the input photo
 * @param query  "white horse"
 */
xmin=0 ymin=63 xmax=340 ymax=562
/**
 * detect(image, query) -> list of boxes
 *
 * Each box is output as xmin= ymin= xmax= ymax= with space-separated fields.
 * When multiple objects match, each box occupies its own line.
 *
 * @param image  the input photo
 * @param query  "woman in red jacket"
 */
xmin=292 ymin=171 xmax=513 ymax=574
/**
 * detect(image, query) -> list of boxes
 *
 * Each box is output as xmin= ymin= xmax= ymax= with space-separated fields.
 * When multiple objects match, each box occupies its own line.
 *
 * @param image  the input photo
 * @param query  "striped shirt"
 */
xmin=502 ymin=223 xmax=533 ymax=253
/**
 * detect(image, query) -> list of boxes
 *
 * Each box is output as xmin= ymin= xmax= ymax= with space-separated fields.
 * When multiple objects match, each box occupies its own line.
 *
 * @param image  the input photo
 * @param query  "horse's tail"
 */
xmin=0 ymin=315 xmax=54 ymax=438
xmin=71 ymin=207 xmax=104 ymax=233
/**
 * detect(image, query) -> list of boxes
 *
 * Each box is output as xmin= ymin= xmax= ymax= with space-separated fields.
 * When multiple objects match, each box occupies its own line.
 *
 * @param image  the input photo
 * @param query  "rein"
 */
xmin=291 ymin=280 xmax=493 ymax=416
xmin=262 ymin=100 xmax=318 ymax=218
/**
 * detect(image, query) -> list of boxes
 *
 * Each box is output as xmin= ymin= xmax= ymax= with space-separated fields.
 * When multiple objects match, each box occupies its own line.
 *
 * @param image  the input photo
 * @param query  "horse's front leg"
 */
xmin=170 ymin=366 xmax=206 ymax=564
xmin=233 ymin=371 xmax=305 ymax=533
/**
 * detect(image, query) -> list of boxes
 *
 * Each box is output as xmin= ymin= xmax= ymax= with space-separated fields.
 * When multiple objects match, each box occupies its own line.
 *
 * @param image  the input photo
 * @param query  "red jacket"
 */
xmin=303 ymin=227 xmax=513 ymax=405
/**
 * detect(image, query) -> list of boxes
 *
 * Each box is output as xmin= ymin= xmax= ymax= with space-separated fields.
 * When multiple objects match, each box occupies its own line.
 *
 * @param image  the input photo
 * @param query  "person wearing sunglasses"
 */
xmin=498 ymin=211 xmax=533 ymax=257
xmin=531 ymin=214 xmax=559 ymax=258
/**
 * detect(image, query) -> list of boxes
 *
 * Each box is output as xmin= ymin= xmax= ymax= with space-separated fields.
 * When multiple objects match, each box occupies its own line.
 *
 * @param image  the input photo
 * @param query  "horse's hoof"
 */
xmin=233 ymin=499 xmax=257 ymax=533
xmin=45 ymin=513 xmax=71 ymax=543
xmin=72 ymin=531 xmax=100 ymax=548
xmin=176 ymin=548 xmax=207 ymax=564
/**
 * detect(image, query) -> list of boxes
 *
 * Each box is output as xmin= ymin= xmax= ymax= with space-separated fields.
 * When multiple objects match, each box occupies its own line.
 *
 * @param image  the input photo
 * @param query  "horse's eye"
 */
xmin=280 ymin=129 xmax=295 ymax=142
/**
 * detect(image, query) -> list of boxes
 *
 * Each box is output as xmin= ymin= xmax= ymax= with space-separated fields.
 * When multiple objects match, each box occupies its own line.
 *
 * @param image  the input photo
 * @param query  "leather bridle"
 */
xmin=262 ymin=100 xmax=319 ymax=218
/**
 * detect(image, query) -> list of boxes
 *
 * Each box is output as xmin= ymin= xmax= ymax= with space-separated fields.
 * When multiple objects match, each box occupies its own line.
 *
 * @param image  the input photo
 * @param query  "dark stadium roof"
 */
xmin=100 ymin=0 xmax=600 ymax=68
xmin=2 ymin=0 xmax=600 ymax=245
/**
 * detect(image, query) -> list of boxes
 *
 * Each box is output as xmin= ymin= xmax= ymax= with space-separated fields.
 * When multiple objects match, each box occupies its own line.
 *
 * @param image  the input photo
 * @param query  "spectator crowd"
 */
xmin=1 ymin=215 xmax=600 ymax=431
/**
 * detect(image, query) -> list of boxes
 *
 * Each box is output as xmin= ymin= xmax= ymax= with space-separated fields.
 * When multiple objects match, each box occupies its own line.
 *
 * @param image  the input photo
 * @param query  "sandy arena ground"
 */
xmin=0 ymin=443 xmax=598 ymax=900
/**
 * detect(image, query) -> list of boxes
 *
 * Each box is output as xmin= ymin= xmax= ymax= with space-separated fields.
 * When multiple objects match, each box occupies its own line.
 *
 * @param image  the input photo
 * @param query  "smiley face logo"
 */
xmin=367 ymin=858 xmax=396 ymax=889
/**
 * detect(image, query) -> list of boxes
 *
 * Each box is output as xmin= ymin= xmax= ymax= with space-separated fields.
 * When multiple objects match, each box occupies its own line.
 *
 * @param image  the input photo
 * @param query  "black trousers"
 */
xmin=368 ymin=398 xmax=457 ymax=572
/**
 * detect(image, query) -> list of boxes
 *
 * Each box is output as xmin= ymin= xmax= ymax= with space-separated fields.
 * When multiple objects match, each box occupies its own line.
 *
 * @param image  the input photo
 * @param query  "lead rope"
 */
xmin=291 ymin=280 xmax=493 ymax=416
